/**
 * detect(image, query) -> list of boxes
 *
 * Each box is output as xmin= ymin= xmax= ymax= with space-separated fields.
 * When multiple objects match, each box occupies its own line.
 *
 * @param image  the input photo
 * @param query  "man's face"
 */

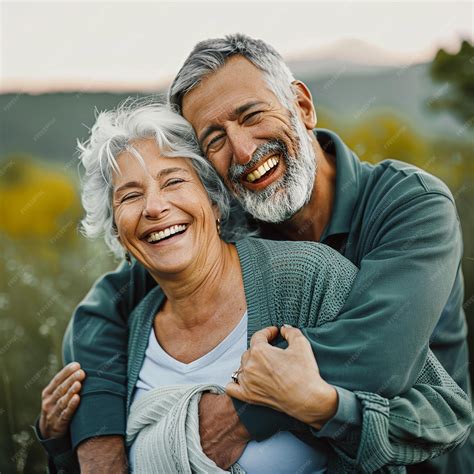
xmin=182 ymin=55 xmax=317 ymax=223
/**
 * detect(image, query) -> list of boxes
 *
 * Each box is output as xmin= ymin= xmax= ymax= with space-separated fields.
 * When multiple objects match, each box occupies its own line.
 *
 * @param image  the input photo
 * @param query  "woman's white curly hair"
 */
xmin=77 ymin=99 xmax=231 ymax=258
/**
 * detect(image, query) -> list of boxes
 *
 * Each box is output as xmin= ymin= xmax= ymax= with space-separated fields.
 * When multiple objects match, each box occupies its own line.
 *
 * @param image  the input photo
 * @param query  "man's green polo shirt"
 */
xmin=238 ymin=129 xmax=469 ymax=446
xmin=315 ymin=129 xmax=467 ymax=393
xmin=310 ymin=129 xmax=469 ymax=472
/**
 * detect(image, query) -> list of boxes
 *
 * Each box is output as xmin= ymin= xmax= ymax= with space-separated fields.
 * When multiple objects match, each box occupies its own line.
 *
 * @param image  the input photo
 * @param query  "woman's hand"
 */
xmin=226 ymin=325 xmax=338 ymax=429
xmin=39 ymin=362 xmax=85 ymax=439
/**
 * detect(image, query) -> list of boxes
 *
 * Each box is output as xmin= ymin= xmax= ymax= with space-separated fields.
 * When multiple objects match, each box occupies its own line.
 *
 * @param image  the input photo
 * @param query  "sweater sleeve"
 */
xmin=315 ymin=350 xmax=472 ymax=472
xmin=32 ymin=417 xmax=80 ymax=473
xmin=304 ymin=192 xmax=462 ymax=396
xmin=62 ymin=259 xmax=155 ymax=450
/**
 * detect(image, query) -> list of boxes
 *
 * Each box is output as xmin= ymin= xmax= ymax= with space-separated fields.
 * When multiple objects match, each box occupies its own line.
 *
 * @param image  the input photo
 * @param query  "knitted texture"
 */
xmin=122 ymin=238 xmax=470 ymax=473
xmin=322 ymin=348 xmax=472 ymax=472
xmin=234 ymin=238 xmax=358 ymax=343
xmin=127 ymin=384 xmax=245 ymax=474
xmin=354 ymin=351 xmax=470 ymax=472
xmin=126 ymin=239 xmax=358 ymax=407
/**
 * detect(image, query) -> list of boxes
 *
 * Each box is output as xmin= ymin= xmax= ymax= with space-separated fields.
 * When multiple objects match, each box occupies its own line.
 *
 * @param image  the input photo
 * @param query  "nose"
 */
xmin=227 ymin=127 xmax=257 ymax=166
xmin=142 ymin=191 xmax=169 ymax=219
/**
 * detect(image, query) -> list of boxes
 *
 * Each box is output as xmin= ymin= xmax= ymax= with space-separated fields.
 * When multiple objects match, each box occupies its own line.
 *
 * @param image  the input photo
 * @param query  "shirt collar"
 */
xmin=316 ymin=128 xmax=361 ymax=241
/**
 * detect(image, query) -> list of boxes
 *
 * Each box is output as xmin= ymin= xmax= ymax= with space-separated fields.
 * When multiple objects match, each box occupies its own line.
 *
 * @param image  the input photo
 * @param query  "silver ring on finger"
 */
xmin=231 ymin=368 xmax=242 ymax=384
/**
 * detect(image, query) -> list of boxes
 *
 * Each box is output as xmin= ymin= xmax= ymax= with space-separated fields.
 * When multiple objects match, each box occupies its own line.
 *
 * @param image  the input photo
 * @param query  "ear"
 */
xmin=292 ymin=81 xmax=317 ymax=130
xmin=112 ymin=219 xmax=121 ymax=241
xmin=211 ymin=202 xmax=221 ymax=221
xmin=112 ymin=220 xmax=126 ymax=251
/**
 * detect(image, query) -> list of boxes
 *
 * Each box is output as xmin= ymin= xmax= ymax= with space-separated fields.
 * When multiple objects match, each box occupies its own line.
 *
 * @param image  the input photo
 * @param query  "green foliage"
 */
xmin=429 ymin=40 xmax=474 ymax=125
xmin=0 ymin=235 xmax=117 ymax=472
xmin=345 ymin=113 xmax=429 ymax=165
xmin=0 ymin=155 xmax=82 ymax=243
xmin=0 ymin=156 xmax=117 ymax=472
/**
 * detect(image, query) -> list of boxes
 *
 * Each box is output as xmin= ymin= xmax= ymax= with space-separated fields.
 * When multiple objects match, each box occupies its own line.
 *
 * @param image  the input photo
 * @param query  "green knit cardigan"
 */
xmin=126 ymin=238 xmax=471 ymax=473
xmin=46 ymin=238 xmax=471 ymax=473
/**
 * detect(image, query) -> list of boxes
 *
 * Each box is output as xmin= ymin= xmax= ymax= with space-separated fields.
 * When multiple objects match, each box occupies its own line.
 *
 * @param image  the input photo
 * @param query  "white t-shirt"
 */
xmin=130 ymin=311 xmax=328 ymax=473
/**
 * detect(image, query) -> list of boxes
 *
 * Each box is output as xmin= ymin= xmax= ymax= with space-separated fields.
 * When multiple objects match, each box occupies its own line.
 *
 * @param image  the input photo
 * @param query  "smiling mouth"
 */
xmin=145 ymin=224 xmax=188 ymax=244
xmin=245 ymin=156 xmax=280 ymax=184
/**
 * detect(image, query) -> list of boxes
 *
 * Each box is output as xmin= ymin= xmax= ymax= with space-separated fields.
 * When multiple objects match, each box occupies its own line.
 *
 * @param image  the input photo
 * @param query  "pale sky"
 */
xmin=0 ymin=0 xmax=472 ymax=92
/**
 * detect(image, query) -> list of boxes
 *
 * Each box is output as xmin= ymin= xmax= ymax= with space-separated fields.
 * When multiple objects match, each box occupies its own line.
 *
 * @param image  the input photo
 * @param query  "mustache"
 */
xmin=228 ymin=140 xmax=287 ymax=182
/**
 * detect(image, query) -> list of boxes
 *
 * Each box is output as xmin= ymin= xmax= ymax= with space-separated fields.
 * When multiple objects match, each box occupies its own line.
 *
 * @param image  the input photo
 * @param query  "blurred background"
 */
xmin=0 ymin=1 xmax=473 ymax=471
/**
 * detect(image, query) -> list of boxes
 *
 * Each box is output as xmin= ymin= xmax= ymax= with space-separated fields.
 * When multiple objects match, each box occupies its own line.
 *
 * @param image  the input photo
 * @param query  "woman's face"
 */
xmin=112 ymin=138 xmax=220 ymax=276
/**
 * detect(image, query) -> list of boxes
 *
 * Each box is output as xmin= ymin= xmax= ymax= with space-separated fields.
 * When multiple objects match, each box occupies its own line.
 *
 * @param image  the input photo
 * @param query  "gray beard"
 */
xmin=228 ymin=116 xmax=317 ymax=223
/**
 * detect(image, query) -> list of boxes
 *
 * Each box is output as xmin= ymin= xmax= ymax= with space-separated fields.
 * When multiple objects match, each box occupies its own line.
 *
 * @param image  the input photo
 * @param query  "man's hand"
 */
xmin=77 ymin=435 xmax=128 ymax=474
xmin=39 ymin=362 xmax=84 ymax=439
xmin=226 ymin=325 xmax=338 ymax=429
xmin=198 ymin=392 xmax=250 ymax=469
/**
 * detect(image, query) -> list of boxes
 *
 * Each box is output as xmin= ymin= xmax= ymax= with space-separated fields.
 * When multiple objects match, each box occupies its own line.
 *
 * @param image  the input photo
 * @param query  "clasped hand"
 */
xmin=198 ymin=325 xmax=339 ymax=469
xmin=225 ymin=325 xmax=338 ymax=429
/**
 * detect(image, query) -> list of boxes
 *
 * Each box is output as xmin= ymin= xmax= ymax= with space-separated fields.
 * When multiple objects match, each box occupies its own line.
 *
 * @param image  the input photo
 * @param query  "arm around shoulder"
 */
xmin=62 ymin=259 xmax=154 ymax=453
xmin=304 ymin=192 xmax=463 ymax=396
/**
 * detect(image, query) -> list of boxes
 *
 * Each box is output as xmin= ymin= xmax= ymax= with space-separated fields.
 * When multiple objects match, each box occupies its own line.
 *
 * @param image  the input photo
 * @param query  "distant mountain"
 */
xmin=302 ymin=63 xmax=461 ymax=137
xmin=0 ymin=62 xmax=465 ymax=164
xmin=287 ymin=38 xmax=414 ymax=77
xmin=1 ymin=92 xmax=150 ymax=164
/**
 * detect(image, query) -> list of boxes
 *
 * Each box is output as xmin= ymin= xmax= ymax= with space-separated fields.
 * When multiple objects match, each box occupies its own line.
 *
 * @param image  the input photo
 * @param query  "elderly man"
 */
xmin=40 ymin=35 xmax=471 ymax=472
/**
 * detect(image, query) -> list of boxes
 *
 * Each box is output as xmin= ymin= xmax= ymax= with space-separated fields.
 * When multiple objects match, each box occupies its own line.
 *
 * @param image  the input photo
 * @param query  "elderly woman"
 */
xmin=37 ymin=102 xmax=470 ymax=473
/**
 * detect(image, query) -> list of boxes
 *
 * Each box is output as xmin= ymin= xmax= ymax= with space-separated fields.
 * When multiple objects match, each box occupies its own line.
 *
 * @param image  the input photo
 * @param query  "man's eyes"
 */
xmin=242 ymin=111 xmax=263 ymax=123
xmin=164 ymin=178 xmax=185 ymax=187
xmin=205 ymin=111 xmax=264 ymax=154
xmin=206 ymin=135 xmax=225 ymax=153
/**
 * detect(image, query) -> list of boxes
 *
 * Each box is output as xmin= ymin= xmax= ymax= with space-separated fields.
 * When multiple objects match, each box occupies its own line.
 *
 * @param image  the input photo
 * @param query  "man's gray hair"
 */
xmin=78 ymin=99 xmax=230 ymax=258
xmin=168 ymin=33 xmax=296 ymax=113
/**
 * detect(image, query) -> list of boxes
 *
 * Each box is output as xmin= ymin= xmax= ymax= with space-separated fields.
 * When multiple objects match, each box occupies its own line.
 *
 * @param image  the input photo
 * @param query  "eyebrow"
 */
xmin=114 ymin=167 xmax=190 ymax=195
xmin=198 ymin=101 xmax=267 ymax=149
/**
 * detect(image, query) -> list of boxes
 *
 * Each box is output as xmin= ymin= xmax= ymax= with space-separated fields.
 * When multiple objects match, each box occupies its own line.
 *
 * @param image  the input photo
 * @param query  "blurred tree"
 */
xmin=344 ymin=112 xmax=429 ymax=165
xmin=0 ymin=155 xmax=82 ymax=241
xmin=429 ymin=40 xmax=474 ymax=124
xmin=314 ymin=106 xmax=345 ymax=136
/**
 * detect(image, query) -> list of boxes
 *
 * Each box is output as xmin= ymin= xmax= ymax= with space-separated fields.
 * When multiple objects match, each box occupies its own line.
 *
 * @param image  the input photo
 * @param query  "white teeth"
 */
xmin=246 ymin=156 xmax=279 ymax=183
xmin=146 ymin=224 xmax=187 ymax=243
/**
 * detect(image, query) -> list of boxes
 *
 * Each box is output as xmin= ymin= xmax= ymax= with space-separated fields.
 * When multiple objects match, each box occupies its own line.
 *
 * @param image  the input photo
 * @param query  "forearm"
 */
xmin=302 ymin=194 xmax=462 ymax=400
xmin=77 ymin=435 xmax=128 ymax=474
xmin=315 ymin=351 xmax=472 ymax=470
xmin=63 ymin=260 xmax=154 ymax=449
xmin=199 ymin=392 xmax=250 ymax=469
xmin=33 ymin=416 xmax=79 ymax=473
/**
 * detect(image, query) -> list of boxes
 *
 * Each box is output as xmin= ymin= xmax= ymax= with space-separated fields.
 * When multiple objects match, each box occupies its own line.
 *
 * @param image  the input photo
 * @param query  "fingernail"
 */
xmin=282 ymin=324 xmax=292 ymax=328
